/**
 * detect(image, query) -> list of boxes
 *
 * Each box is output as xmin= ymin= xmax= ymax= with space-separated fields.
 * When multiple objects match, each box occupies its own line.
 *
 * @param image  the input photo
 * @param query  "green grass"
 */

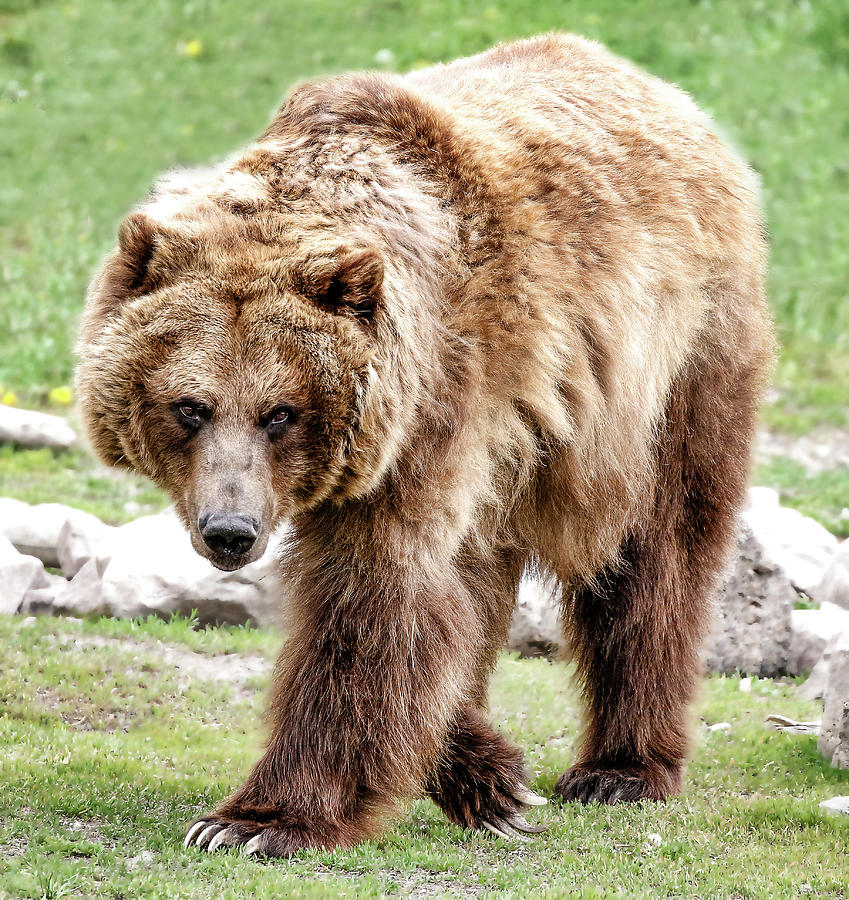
xmin=0 ymin=0 xmax=848 ymax=409
xmin=755 ymin=457 xmax=849 ymax=539
xmin=0 ymin=444 xmax=167 ymax=525
xmin=0 ymin=613 xmax=847 ymax=899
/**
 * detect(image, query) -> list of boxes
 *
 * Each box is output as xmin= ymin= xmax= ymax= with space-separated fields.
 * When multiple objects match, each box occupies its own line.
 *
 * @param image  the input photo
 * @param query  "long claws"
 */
xmin=195 ymin=823 xmax=226 ymax=849
xmin=243 ymin=833 xmax=267 ymax=856
xmin=514 ymin=787 xmax=548 ymax=807
xmin=483 ymin=817 xmax=532 ymax=841
xmin=505 ymin=813 xmax=547 ymax=834
xmin=482 ymin=820 xmax=516 ymax=841
xmin=207 ymin=825 xmax=241 ymax=852
xmin=184 ymin=820 xmax=208 ymax=848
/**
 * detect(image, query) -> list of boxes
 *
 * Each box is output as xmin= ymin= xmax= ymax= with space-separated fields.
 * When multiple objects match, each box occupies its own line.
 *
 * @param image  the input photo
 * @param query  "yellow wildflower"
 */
xmin=184 ymin=39 xmax=203 ymax=58
xmin=49 ymin=386 xmax=73 ymax=405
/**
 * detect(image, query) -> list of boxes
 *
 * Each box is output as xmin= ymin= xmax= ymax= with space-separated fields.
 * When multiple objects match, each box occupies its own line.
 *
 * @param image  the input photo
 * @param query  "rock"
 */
xmin=742 ymin=486 xmax=838 ymax=598
xmin=0 ymin=406 xmax=77 ymax=450
xmin=819 ymin=633 xmax=849 ymax=769
xmin=52 ymin=510 xmax=287 ymax=627
xmin=507 ymin=516 xmax=801 ymax=674
xmin=819 ymin=796 xmax=849 ymax=816
xmin=703 ymin=523 xmax=795 ymax=676
xmin=507 ymin=574 xmax=563 ymax=658
xmin=816 ymin=539 xmax=849 ymax=611
xmin=788 ymin=603 xmax=849 ymax=675
xmin=19 ymin=586 xmax=58 ymax=615
xmin=0 ymin=498 xmax=107 ymax=569
xmin=56 ymin=513 xmax=115 ymax=578
xmin=50 ymin=558 xmax=105 ymax=618
xmin=0 ymin=534 xmax=54 ymax=614
xmin=799 ymin=651 xmax=832 ymax=701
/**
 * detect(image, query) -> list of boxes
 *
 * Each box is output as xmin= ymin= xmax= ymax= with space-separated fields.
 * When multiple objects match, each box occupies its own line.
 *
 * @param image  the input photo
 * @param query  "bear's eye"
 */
xmin=174 ymin=400 xmax=209 ymax=430
xmin=265 ymin=406 xmax=294 ymax=437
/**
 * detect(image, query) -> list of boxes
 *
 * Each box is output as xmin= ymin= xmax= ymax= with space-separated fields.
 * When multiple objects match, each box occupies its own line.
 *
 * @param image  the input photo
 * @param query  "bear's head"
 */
xmin=76 ymin=159 xmax=407 ymax=571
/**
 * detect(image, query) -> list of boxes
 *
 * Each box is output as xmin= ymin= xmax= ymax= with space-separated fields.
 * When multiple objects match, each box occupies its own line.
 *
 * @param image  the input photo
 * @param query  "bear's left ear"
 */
xmin=304 ymin=248 xmax=384 ymax=324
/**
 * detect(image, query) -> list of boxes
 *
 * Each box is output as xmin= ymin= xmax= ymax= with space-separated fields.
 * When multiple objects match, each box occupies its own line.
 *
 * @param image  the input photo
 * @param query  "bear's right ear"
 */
xmin=85 ymin=213 xmax=158 ymax=324
xmin=116 ymin=212 xmax=157 ymax=293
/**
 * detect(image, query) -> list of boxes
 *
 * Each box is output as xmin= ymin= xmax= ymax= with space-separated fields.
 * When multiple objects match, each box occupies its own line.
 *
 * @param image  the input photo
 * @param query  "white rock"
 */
xmin=50 ymin=558 xmax=105 ymax=618
xmin=0 ymin=534 xmax=53 ymax=614
xmin=819 ymin=633 xmax=849 ymax=769
xmin=798 ymin=651 xmax=831 ymax=701
xmin=819 ymin=796 xmax=849 ymax=816
xmin=789 ymin=603 xmax=849 ymax=675
xmin=507 ymin=574 xmax=564 ymax=658
xmin=56 ymin=513 xmax=115 ymax=578
xmin=703 ymin=523 xmax=794 ymax=676
xmin=0 ymin=406 xmax=76 ymax=449
xmin=743 ymin=486 xmax=838 ymax=597
xmin=0 ymin=498 xmax=107 ymax=569
xmin=67 ymin=510 xmax=288 ymax=626
xmin=816 ymin=539 xmax=849 ymax=611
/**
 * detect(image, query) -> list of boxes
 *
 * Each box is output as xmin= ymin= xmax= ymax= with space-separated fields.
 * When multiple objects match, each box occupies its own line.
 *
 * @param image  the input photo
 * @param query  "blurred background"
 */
xmin=1 ymin=0 xmax=848 ymax=530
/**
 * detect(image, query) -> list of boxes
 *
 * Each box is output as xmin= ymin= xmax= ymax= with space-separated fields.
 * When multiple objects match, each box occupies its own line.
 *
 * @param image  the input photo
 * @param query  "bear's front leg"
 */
xmin=184 ymin=551 xmax=484 ymax=857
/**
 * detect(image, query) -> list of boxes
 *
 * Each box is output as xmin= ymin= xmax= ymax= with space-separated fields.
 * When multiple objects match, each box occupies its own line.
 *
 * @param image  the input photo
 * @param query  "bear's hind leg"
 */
xmin=556 ymin=347 xmax=765 ymax=804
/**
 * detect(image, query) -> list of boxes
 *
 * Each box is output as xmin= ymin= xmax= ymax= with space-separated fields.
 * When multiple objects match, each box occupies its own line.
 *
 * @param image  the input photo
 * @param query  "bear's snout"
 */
xmin=198 ymin=511 xmax=260 ymax=561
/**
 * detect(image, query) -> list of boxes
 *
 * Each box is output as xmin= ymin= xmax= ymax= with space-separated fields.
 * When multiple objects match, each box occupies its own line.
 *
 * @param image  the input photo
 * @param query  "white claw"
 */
xmin=515 ymin=787 xmax=548 ymax=807
xmin=184 ymin=821 xmax=207 ymax=848
xmin=482 ymin=820 xmax=514 ymax=841
xmin=207 ymin=826 xmax=238 ymax=853
xmin=243 ymin=833 xmax=265 ymax=856
xmin=506 ymin=813 xmax=547 ymax=835
xmin=196 ymin=823 xmax=223 ymax=848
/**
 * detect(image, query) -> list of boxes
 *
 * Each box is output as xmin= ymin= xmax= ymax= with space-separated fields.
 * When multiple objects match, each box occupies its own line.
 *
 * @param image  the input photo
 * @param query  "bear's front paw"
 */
xmin=554 ymin=762 xmax=681 ymax=805
xmin=184 ymin=815 xmax=343 ymax=857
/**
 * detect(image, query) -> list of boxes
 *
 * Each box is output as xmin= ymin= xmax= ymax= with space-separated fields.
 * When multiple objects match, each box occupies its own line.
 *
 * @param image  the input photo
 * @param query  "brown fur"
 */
xmin=76 ymin=34 xmax=774 ymax=855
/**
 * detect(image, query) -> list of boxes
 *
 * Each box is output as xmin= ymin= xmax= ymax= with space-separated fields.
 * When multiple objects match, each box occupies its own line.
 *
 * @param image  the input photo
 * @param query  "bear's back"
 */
xmin=404 ymin=33 xmax=759 ymax=260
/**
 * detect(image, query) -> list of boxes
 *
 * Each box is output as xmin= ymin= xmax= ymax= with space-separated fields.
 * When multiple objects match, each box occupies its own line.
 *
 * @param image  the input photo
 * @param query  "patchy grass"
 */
xmin=0 ymin=444 xmax=167 ymax=525
xmin=0 ymin=613 xmax=847 ymax=898
xmin=755 ymin=457 xmax=849 ymax=539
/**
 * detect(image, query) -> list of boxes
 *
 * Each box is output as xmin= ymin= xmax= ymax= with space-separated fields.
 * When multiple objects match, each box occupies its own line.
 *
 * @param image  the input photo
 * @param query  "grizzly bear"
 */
xmin=76 ymin=34 xmax=773 ymax=856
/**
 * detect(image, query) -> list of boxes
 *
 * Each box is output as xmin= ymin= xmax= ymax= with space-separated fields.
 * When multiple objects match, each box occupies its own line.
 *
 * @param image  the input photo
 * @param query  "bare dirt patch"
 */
xmin=53 ymin=633 xmax=271 ymax=703
xmin=756 ymin=427 xmax=849 ymax=474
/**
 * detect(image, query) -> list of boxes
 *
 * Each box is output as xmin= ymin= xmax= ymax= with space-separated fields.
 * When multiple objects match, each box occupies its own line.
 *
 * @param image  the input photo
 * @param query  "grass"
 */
xmin=0 ymin=612 xmax=847 ymax=899
xmin=755 ymin=457 xmax=849 ymax=539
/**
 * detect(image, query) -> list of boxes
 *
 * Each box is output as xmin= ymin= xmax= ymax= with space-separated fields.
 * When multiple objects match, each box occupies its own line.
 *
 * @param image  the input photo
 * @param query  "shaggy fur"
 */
xmin=76 ymin=34 xmax=774 ymax=856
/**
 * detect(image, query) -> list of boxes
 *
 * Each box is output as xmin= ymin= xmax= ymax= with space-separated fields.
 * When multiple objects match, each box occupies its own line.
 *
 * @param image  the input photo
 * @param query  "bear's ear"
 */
xmin=304 ymin=248 xmax=384 ymax=324
xmin=116 ymin=212 xmax=157 ymax=294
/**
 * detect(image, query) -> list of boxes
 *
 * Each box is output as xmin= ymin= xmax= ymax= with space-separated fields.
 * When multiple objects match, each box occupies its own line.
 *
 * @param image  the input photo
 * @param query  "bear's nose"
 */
xmin=198 ymin=512 xmax=259 ymax=557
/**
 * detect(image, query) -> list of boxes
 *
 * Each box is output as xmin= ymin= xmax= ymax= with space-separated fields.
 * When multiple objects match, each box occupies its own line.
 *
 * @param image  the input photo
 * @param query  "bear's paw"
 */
xmin=554 ymin=763 xmax=681 ymax=805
